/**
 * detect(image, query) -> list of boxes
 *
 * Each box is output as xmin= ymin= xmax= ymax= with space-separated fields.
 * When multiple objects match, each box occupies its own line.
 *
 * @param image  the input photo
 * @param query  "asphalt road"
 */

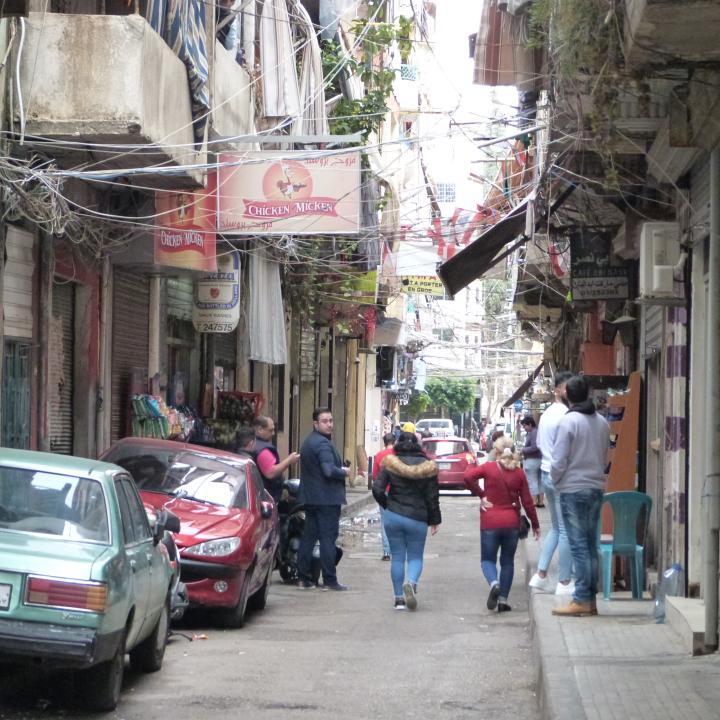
xmin=0 ymin=496 xmax=540 ymax=720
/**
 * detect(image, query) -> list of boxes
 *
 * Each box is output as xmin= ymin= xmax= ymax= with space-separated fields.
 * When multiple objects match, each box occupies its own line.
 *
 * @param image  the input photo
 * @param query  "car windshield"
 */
xmin=0 ymin=466 xmax=109 ymax=543
xmin=424 ymin=441 xmax=468 ymax=458
xmin=105 ymin=447 xmax=249 ymax=509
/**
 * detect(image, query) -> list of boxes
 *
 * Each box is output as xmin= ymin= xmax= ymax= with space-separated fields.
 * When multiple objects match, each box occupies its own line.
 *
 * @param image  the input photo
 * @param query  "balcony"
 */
xmin=625 ymin=0 xmax=720 ymax=68
xmin=210 ymin=42 xmax=255 ymax=146
xmin=18 ymin=12 xmax=202 ymax=188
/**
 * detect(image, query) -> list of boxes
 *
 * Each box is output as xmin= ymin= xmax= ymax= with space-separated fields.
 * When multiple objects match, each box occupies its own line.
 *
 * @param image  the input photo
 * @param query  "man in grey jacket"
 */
xmin=550 ymin=375 xmax=610 ymax=617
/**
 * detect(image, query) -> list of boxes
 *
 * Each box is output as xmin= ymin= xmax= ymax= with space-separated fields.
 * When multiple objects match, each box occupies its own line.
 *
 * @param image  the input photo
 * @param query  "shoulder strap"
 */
xmin=495 ymin=462 xmax=520 ymax=510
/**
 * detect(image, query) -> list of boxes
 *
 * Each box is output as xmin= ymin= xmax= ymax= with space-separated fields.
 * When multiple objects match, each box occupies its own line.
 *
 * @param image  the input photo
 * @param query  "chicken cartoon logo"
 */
xmin=262 ymin=160 xmax=313 ymax=200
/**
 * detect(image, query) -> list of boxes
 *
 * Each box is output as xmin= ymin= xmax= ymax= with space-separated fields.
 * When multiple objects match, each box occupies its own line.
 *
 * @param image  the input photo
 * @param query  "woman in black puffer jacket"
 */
xmin=372 ymin=432 xmax=441 ymax=610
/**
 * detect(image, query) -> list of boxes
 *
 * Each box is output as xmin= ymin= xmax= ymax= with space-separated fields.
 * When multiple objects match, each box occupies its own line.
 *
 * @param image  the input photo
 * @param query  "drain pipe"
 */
xmin=704 ymin=148 xmax=720 ymax=651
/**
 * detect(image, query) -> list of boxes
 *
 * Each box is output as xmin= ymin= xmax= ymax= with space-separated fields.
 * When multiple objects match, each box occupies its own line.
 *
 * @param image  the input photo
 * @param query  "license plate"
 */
xmin=437 ymin=462 xmax=451 ymax=470
xmin=0 ymin=583 xmax=11 ymax=610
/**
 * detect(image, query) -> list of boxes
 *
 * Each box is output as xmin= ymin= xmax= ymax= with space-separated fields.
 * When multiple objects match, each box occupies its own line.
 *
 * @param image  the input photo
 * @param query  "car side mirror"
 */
xmin=153 ymin=509 xmax=181 ymax=544
xmin=260 ymin=501 xmax=274 ymax=520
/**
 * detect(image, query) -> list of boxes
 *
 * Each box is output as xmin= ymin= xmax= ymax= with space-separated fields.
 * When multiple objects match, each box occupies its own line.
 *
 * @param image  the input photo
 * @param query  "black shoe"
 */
xmin=487 ymin=583 xmax=501 ymax=610
xmin=497 ymin=603 xmax=512 ymax=613
xmin=322 ymin=581 xmax=348 ymax=591
xmin=382 ymin=554 xmax=391 ymax=561
xmin=297 ymin=580 xmax=316 ymax=590
xmin=394 ymin=597 xmax=406 ymax=610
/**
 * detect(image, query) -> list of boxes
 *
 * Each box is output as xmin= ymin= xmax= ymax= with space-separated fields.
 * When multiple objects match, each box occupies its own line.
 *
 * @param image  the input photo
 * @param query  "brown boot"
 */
xmin=552 ymin=600 xmax=595 ymax=617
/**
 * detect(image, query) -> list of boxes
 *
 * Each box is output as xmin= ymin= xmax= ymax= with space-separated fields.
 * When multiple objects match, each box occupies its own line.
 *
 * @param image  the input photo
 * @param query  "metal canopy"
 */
xmin=502 ymin=361 xmax=546 ymax=408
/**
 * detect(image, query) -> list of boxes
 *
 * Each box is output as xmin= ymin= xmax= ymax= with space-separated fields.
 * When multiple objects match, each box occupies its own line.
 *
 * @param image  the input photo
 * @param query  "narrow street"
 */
xmin=0 ymin=496 xmax=539 ymax=719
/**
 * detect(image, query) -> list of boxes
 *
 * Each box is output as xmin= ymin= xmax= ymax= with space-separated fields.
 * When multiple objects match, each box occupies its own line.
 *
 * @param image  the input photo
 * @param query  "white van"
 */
xmin=416 ymin=418 xmax=455 ymax=437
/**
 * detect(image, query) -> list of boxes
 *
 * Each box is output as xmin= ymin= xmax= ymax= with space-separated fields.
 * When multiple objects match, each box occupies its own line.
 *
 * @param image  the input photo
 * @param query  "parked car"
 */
xmin=422 ymin=437 xmax=481 ymax=490
xmin=415 ymin=418 xmax=455 ymax=437
xmin=101 ymin=438 xmax=279 ymax=629
xmin=0 ymin=448 xmax=178 ymax=711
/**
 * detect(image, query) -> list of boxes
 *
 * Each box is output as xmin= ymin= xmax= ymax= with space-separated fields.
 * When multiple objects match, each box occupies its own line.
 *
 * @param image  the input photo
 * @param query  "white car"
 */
xmin=416 ymin=418 xmax=455 ymax=437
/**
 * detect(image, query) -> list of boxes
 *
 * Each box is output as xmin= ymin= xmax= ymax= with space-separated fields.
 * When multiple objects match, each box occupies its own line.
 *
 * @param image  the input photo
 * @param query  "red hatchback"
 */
xmin=101 ymin=438 xmax=278 ymax=628
xmin=422 ymin=437 xmax=481 ymax=490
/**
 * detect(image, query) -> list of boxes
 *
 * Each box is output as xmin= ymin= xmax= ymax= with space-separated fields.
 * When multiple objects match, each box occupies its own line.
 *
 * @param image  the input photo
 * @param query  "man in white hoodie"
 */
xmin=528 ymin=371 xmax=573 ymax=594
xmin=550 ymin=375 xmax=610 ymax=617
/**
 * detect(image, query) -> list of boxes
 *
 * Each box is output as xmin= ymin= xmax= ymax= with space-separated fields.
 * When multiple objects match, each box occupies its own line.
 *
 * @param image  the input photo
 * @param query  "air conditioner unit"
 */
xmin=639 ymin=222 xmax=680 ymax=299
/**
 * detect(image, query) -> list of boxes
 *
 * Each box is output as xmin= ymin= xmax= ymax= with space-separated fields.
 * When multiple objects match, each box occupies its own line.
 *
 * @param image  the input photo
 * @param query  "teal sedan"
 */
xmin=0 ymin=449 xmax=179 ymax=711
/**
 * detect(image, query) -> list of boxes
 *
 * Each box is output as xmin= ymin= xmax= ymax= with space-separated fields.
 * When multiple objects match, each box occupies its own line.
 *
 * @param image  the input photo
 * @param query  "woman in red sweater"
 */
xmin=464 ymin=437 xmax=540 ymax=612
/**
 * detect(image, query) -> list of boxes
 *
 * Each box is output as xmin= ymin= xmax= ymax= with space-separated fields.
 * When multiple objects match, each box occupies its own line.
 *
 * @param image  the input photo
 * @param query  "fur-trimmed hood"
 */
xmin=381 ymin=453 xmax=438 ymax=479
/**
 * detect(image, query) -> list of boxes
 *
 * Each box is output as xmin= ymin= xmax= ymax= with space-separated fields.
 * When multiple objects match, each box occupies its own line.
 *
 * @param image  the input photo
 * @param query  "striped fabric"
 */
xmin=146 ymin=0 xmax=210 ymax=145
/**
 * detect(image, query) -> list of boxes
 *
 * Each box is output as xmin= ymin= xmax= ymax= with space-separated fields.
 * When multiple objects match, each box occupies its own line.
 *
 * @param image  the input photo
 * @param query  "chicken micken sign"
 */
xmin=214 ymin=151 xmax=361 ymax=235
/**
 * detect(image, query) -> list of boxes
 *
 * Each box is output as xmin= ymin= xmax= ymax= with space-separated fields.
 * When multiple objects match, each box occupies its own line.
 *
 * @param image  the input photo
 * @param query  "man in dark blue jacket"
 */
xmin=297 ymin=407 xmax=349 ymax=590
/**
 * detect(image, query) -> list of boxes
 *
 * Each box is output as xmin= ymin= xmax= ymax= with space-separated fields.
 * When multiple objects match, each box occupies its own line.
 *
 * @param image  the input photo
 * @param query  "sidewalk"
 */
xmin=341 ymin=484 xmax=374 ymax=517
xmin=526 ymin=508 xmax=720 ymax=720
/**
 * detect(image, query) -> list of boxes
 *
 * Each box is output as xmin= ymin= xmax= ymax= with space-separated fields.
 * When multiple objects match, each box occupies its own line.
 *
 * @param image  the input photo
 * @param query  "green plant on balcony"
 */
xmin=321 ymin=15 xmax=414 ymax=141
xmin=528 ymin=0 xmax=642 ymax=188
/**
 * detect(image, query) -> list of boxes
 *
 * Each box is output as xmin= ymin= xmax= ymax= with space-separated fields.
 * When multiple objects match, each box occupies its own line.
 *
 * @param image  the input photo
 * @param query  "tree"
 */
xmin=404 ymin=391 xmax=429 ymax=421
xmin=424 ymin=377 xmax=476 ymax=417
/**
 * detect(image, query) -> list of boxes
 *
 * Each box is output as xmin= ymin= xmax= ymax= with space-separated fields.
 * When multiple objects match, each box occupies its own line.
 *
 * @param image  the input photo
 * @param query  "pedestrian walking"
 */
xmin=372 ymin=432 xmax=441 ymax=611
xmin=297 ymin=408 xmax=349 ymax=591
xmin=464 ymin=436 xmax=540 ymax=613
xmin=550 ymin=375 xmax=610 ymax=617
xmin=234 ymin=425 xmax=257 ymax=458
xmin=520 ymin=416 xmax=543 ymax=506
xmin=372 ymin=433 xmax=396 ymax=561
xmin=253 ymin=415 xmax=300 ymax=503
xmin=528 ymin=371 xmax=574 ymax=596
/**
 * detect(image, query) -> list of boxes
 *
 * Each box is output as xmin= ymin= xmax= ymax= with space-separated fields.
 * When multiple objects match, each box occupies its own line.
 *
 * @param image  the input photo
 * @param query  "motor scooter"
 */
xmin=275 ymin=478 xmax=342 ymax=584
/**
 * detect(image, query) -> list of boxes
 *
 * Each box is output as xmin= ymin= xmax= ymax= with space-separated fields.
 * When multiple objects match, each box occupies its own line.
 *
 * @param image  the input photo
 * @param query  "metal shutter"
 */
xmin=3 ymin=226 xmax=34 ymax=339
xmin=48 ymin=280 xmax=75 ymax=454
xmin=215 ymin=328 xmax=237 ymax=365
xmin=690 ymin=158 xmax=710 ymax=236
xmin=111 ymin=270 xmax=149 ymax=443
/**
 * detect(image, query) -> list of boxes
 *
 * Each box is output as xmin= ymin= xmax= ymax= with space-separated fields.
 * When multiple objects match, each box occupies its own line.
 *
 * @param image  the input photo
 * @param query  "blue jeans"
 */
xmin=383 ymin=509 xmax=428 ymax=597
xmin=480 ymin=527 xmax=519 ymax=600
xmin=524 ymin=457 xmax=541 ymax=497
xmin=379 ymin=506 xmax=391 ymax=555
xmin=537 ymin=471 xmax=573 ymax=582
xmin=298 ymin=505 xmax=341 ymax=585
xmin=560 ymin=489 xmax=603 ymax=604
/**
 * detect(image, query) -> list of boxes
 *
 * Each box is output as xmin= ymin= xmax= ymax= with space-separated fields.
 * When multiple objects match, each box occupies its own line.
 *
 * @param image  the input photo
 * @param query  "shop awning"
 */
xmin=437 ymin=198 xmax=530 ymax=298
xmin=437 ymin=183 xmax=576 ymax=298
xmin=502 ymin=361 xmax=545 ymax=408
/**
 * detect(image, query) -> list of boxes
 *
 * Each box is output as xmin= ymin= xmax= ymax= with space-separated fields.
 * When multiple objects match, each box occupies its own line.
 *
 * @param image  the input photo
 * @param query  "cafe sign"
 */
xmin=570 ymin=229 xmax=629 ymax=301
xmin=192 ymin=251 xmax=240 ymax=333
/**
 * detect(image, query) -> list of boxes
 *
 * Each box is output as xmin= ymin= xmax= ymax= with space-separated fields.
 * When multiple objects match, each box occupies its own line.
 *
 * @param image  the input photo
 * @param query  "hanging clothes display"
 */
xmin=146 ymin=0 xmax=210 ymax=144
xmin=249 ymin=251 xmax=287 ymax=365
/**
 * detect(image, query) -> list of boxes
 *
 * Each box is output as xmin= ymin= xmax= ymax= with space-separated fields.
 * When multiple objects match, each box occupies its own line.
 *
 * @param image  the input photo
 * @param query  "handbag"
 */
xmin=496 ymin=462 xmax=531 ymax=540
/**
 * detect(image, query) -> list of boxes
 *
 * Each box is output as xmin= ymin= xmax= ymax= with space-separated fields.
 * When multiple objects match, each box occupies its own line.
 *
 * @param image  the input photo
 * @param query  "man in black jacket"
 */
xmin=297 ymin=407 xmax=349 ymax=590
xmin=253 ymin=415 xmax=300 ymax=502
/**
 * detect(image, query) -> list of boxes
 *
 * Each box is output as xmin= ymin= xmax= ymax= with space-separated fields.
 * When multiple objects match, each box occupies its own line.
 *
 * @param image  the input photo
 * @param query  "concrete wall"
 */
xmin=20 ymin=13 xmax=199 ymax=177
xmin=211 ymin=41 xmax=255 ymax=142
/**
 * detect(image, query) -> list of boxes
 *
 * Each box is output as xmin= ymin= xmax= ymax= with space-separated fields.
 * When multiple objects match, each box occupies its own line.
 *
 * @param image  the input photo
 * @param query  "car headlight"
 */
xmin=184 ymin=537 xmax=241 ymax=557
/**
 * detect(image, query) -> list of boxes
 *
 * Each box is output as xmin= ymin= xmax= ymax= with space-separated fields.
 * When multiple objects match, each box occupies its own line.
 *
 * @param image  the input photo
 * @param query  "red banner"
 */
xmin=154 ymin=190 xmax=217 ymax=272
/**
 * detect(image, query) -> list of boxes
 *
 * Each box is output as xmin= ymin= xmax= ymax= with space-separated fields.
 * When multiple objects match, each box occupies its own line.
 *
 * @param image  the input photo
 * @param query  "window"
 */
xmin=246 ymin=463 xmax=266 ymax=505
xmin=0 ymin=466 xmax=109 ymax=543
xmin=436 ymin=183 xmax=456 ymax=203
xmin=118 ymin=477 xmax=151 ymax=543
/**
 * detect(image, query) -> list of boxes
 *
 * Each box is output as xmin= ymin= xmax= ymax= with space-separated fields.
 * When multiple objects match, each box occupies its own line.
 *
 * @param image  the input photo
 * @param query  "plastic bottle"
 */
xmin=654 ymin=563 xmax=684 ymax=623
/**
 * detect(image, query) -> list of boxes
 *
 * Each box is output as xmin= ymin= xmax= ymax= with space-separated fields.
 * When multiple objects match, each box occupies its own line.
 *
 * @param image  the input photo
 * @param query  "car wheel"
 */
xmin=248 ymin=564 xmax=272 ymax=612
xmin=218 ymin=568 xmax=252 ymax=629
xmin=129 ymin=596 xmax=170 ymax=673
xmin=81 ymin=633 xmax=125 ymax=711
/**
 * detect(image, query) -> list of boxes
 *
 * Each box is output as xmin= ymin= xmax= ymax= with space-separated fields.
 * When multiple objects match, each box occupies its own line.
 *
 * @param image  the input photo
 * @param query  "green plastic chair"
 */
xmin=598 ymin=491 xmax=652 ymax=600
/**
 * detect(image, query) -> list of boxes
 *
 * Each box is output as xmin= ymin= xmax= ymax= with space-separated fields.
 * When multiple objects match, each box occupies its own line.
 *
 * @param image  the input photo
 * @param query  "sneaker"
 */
xmin=552 ymin=600 xmax=594 ymax=617
xmin=322 ymin=581 xmax=348 ymax=591
xmin=403 ymin=581 xmax=418 ymax=610
xmin=487 ymin=582 xmax=501 ymax=610
xmin=497 ymin=602 xmax=512 ymax=613
xmin=528 ymin=573 xmax=553 ymax=592
xmin=394 ymin=597 xmax=407 ymax=610
xmin=555 ymin=581 xmax=575 ymax=596
xmin=381 ymin=554 xmax=391 ymax=561
xmin=297 ymin=580 xmax=316 ymax=590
